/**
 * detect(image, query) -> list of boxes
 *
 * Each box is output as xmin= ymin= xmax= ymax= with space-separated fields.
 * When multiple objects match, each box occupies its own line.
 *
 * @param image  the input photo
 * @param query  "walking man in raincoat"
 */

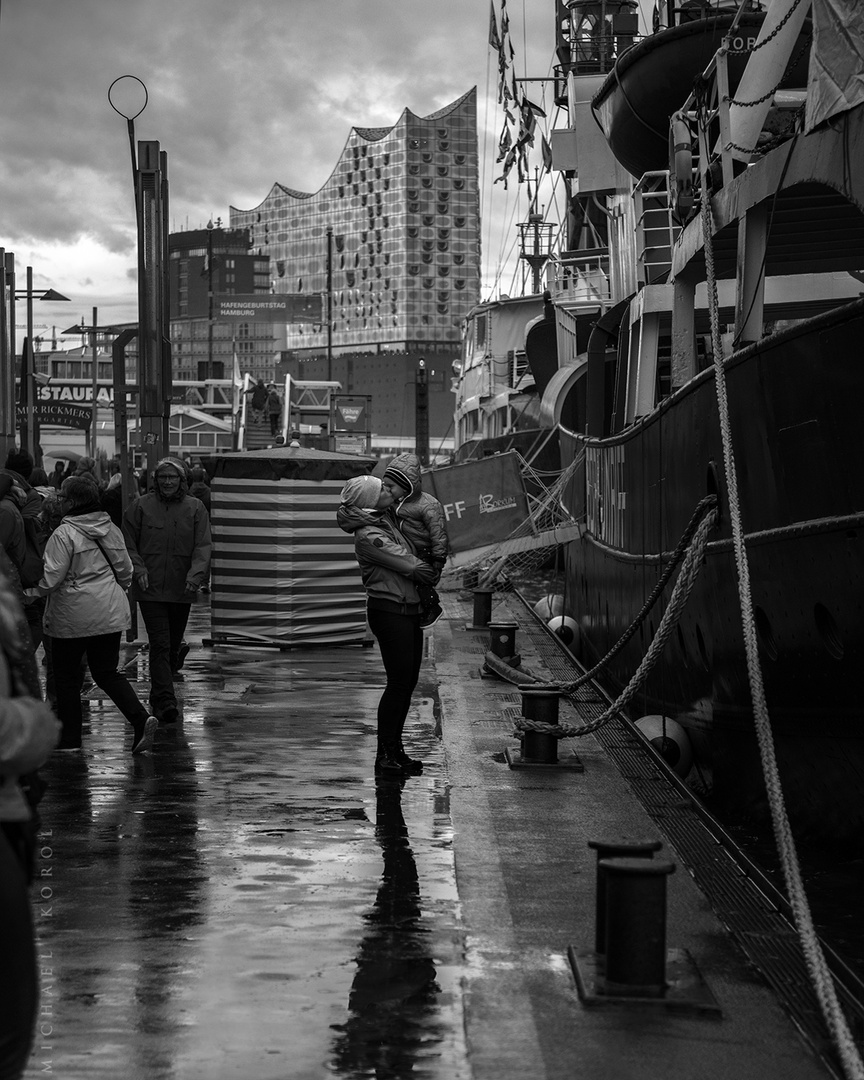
xmin=123 ymin=458 xmax=211 ymax=725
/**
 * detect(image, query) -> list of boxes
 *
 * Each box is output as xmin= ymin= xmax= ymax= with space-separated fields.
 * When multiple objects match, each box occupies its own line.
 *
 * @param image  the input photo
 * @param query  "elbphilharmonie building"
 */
xmin=229 ymin=88 xmax=480 ymax=357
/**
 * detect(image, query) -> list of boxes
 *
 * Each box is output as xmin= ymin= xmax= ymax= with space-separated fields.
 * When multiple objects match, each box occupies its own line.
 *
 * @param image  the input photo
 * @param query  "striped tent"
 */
xmin=206 ymin=447 xmax=376 ymax=646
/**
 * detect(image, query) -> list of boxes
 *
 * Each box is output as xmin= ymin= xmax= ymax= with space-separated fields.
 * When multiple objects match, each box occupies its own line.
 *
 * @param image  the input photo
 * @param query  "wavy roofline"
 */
xmin=229 ymin=88 xmax=476 ymax=215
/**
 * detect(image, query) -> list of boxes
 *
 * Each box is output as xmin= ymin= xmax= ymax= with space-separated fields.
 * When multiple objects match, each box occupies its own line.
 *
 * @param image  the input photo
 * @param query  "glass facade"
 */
xmin=229 ymin=89 xmax=480 ymax=355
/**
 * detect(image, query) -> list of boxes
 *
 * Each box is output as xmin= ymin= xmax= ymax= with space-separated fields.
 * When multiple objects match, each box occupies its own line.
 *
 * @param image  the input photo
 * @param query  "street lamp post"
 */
xmin=15 ymin=266 xmax=71 ymax=459
xmin=207 ymin=219 xmax=214 ymax=388
xmin=62 ymin=315 xmax=123 ymax=476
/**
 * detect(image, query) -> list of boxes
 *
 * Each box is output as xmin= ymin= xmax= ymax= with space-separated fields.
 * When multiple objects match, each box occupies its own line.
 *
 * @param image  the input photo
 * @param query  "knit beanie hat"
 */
xmin=340 ymin=474 xmax=382 ymax=509
xmin=383 ymin=463 xmax=413 ymax=496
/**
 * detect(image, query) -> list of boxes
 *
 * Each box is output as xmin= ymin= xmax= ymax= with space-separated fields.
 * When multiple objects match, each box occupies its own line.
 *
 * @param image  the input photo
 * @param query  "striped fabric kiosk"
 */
xmin=206 ymin=446 xmax=376 ymax=646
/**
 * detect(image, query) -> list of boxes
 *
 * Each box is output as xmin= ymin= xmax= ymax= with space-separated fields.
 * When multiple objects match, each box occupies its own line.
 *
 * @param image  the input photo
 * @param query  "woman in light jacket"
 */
xmin=38 ymin=477 xmax=157 ymax=754
xmin=336 ymin=474 xmax=437 ymax=774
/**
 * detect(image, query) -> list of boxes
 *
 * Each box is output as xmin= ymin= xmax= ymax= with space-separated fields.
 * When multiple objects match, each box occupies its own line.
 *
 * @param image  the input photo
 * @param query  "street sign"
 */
xmin=214 ymin=293 xmax=323 ymax=323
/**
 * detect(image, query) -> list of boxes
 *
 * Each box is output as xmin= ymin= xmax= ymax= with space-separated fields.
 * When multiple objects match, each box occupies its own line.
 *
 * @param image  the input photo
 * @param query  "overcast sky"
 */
xmin=0 ymin=0 xmax=649 ymax=338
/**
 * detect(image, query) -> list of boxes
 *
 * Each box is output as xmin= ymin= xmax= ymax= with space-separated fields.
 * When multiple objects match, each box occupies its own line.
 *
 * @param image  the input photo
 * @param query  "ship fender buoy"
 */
xmin=670 ymin=112 xmax=694 ymax=223
xmin=548 ymin=615 xmax=580 ymax=653
xmin=635 ymin=715 xmax=693 ymax=778
xmin=534 ymin=594 xmax=565 ymax=621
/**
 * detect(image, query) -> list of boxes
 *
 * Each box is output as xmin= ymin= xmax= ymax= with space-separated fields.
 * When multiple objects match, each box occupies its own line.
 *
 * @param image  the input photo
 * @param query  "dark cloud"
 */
xmin=0 ymin=0 xmax=558 ymax=317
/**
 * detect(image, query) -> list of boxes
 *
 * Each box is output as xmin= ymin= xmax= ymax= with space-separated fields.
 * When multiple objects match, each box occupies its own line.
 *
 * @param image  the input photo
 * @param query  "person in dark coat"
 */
xmin=245 ymin=379 xmax=268 ymax=424
xmin=122 ymin=457 xmax=211 ymax=724
xmin=50 ymin=461 xmax=66 ymax=490
xmin=266 ymin=384 xmax=282 ymax=436
xmin=336 ymin=475 xmax=436 ymax=774
xmin=188 ymin=467 xmax=211 ymax=515
xmin=0 ymin=549 xmax=59 ymax=1080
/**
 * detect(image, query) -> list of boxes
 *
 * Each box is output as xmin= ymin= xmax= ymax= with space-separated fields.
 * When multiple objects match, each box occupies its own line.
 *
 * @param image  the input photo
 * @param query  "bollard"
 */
xmin=472 ymin=588 xmax=495 ymax=628
xmin=519 ymin=687 xmax=562 ymax=764
xmin=488 ymin=622 xmax=518 ymax=659
xmin=599 ymin=856 xmax=676 ymax=997
xmin=587 ymin=839 xmax=663 ymax=954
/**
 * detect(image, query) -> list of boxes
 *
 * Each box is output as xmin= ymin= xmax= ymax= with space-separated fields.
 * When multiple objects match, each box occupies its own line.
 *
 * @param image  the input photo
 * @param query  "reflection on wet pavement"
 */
xmin=26 ymin=602 xmax=468 ymax=1079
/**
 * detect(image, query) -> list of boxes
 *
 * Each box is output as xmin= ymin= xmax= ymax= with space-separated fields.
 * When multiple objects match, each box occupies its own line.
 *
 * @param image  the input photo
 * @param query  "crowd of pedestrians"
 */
xmin=2 ymin=443 xmax=449 ymax=1077
xmin=0 ymin=446 xmax=213 ymax=1077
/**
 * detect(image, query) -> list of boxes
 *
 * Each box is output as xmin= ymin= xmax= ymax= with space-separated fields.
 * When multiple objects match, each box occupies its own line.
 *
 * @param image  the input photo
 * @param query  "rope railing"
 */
xmin=555 ymin=494 xmax=717 ymax=694
xmin=513 ymin=505 xmax=718 ymax=740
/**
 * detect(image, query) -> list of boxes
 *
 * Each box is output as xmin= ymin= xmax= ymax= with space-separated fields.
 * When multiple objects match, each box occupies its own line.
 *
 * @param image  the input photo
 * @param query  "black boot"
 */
xmin=375 ymin=743 xmax=403 ymax=774
xmin=394 ymin=742 xmax=423 ymax=774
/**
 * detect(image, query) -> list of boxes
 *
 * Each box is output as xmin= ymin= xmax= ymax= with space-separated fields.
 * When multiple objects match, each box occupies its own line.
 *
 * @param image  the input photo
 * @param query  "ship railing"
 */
xmin=546 ymin=248 xmax=612 ymax=310
xmin=670 ymin=22 xmax=806 ymax=224
xmin=632 ymin=171 xmax=679 ymax=286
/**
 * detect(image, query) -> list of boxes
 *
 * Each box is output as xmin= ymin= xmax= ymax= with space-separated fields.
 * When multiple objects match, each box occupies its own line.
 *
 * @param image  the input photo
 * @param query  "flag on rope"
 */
xmin=497 ymin=122 xmax=512 ymax=163
xmin=541 ymin=133 xmax=553 ymax=172
xmin=488 ymin=0 xmax=501 ymax=51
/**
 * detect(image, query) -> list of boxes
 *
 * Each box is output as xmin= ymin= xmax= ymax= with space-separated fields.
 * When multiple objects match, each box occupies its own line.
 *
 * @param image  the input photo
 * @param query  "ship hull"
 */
xmin=558 ymin=301 xmax=864 ymax=843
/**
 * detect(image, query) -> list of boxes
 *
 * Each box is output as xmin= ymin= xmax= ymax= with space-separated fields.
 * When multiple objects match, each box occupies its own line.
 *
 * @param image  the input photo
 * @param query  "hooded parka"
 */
xmin=383 ymin=453 xmax=449 ymax=564
xmin=336 ymin=504 xmax=436 ymax=610
xmin=122 ymin=457 xmax=212 ymax=602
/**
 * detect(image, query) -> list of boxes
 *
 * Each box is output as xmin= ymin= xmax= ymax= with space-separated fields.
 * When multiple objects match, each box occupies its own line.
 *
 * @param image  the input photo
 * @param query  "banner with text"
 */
xmin=423 ymin=451 xmax=530 ymax=554
xmin=16 ymin=402 xmax=93 ymax=431
xmin=215 ymin=293 xmax=323 ymax=324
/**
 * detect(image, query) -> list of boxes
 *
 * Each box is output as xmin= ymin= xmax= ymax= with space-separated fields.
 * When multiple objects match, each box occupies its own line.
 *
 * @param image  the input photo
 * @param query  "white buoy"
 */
xmin=635 ymin=715 xmax=693 ymax=778
xmin=534 ymin=594 xmax=565 ymax=621
xmin=548 ymin=615 xmax=580 ymax=651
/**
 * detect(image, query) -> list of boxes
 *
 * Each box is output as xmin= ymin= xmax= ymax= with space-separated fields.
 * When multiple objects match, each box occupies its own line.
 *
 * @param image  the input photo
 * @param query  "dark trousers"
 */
xmin=23 ymin=596 xmax=45 ymax=654
xmin=138 ymin=601 xmax=191 ymax=715
xmin=269 ymin=412 xmax=280 ymax=436
xmin=367 ymin=607 xmax=423 ymax=745
xmin=0 ymin=829 xmax=37 ymax=1080
xmin=52 ymin=632 xmax=149 ymax=745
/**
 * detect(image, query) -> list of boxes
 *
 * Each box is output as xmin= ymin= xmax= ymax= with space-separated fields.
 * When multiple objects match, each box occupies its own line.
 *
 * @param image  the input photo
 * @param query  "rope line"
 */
xmin=513 ymin=507 xmax=718 ymax=739
xmin=556 ymin=495 xmax=717 ymax=694
xmin=698 ymin=107 xmax=864 ymax=1080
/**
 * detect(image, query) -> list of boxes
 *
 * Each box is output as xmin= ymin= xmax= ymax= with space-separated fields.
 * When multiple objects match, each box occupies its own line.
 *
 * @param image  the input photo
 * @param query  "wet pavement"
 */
xmin=24 ymin=590 xmax=836 ymax=1080
xmin=26 ymin=597 xmax=467 ymax=1080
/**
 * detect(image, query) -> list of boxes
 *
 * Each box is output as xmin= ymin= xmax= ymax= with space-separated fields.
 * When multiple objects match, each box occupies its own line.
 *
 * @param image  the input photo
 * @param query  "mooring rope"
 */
xmin=555 ymin=494 xmax=718 ymax=694
xmin=513 ymin=506 xmax=717 ymax=739
xmin=698 ymin=111 xmax=864 ymax=1080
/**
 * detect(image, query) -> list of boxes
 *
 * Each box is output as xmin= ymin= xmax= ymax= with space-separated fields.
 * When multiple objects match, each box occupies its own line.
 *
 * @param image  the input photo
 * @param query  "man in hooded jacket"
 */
xmin=123 ymin=457 xmax=211 ymax=724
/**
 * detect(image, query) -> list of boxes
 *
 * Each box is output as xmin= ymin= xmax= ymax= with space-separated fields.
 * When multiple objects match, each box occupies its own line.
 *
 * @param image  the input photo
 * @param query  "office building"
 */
xmin=168 ymin=226 xmax=278 ymax=384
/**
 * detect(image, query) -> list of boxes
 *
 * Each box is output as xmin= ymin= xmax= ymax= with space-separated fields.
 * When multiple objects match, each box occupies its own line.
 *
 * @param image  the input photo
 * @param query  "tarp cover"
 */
xmin=806 ymin=0 xmax=864 ymax=132
xmin=423 ymin=451 xmax=530 ymax=555
xmin=208 ymin=447 xmax=375 ymax=646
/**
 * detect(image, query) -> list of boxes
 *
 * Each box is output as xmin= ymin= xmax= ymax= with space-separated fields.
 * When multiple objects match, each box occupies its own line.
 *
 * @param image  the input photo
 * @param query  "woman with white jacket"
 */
xmin=38 ymin=477 xmax=157 ymax=754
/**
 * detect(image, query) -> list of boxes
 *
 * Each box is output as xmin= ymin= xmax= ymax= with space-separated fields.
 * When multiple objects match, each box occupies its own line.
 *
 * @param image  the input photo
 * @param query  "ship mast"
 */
xmin=518 ymin=173 xmax=554 ymax=294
